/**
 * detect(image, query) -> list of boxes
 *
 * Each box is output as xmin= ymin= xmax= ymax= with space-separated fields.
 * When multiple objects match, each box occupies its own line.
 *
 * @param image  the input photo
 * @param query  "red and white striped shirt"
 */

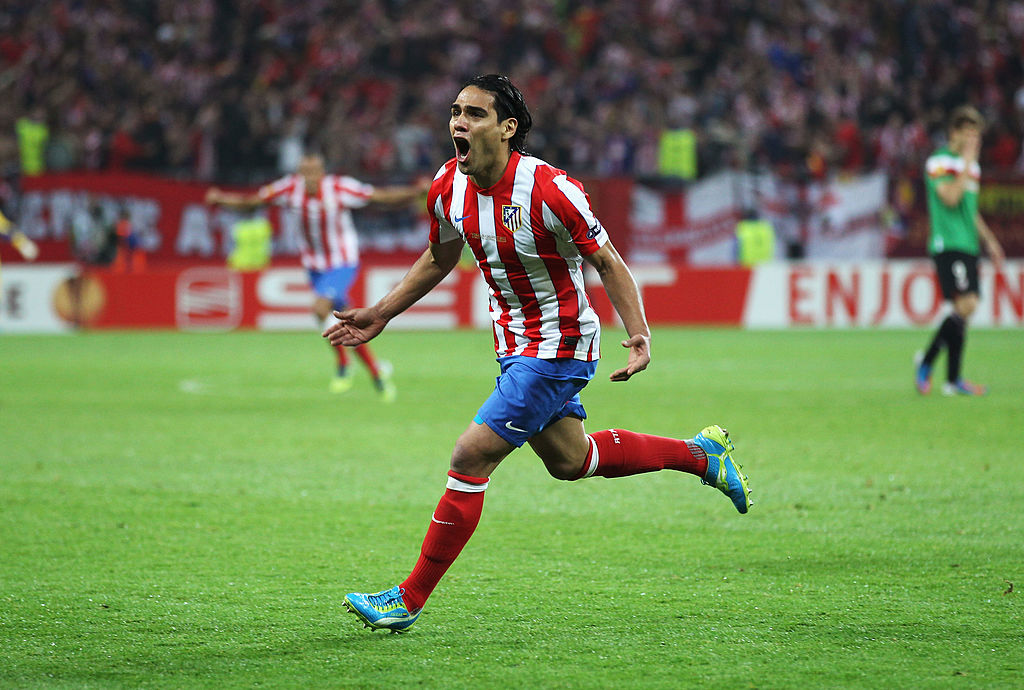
xmin=259 ymin=174 xmax=374 ymax=270
xmin=428 ymin=152 xmax=608 ymax=361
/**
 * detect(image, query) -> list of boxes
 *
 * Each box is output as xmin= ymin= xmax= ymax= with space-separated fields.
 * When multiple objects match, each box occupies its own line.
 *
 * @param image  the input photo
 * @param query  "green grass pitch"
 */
xmin=1 ymin=327 xmax=1021 ymax=688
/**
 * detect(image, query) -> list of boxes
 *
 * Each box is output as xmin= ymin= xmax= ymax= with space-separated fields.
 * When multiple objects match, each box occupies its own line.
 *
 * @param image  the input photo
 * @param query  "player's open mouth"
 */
xmin=454 ymin=136 xmax=470 ymax=163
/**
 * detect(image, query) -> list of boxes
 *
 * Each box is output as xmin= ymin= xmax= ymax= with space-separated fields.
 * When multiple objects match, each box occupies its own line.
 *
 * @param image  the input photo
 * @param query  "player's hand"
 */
xmin=13 ymin=233 xmax=38 ymax=261
xmin=609 ymin=333 xmax=650 ymax=382
xmin=323 ymin=307 xmax=388 ymax=346
xmin=961 ymin=132 xmax=981 ymax=166
xmin=987 ymin=237 xmax=1005 ymax=271
xmin=204 ymin=188 xmax=222 ymax=205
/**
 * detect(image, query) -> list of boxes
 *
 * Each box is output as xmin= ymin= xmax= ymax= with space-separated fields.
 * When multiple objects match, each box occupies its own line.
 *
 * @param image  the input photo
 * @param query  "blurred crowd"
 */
xmin=2 ymin=0 xmax=1024 ymax=186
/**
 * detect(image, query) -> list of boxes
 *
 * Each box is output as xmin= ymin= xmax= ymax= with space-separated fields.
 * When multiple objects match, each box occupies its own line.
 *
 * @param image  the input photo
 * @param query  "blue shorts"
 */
xmin=474 ymin=356 xmax=599 ymax=448
xmin=308 ymin=266 xmax=359 ymax=311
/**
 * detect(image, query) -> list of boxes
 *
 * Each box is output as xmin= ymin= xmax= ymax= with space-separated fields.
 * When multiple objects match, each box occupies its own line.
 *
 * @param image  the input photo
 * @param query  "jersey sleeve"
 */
xmin=925 ymin=153 xmax=958 ymax=187
xmin=542 ymin=172 xmax=608 ymax=256
xmin=335 ymin=176 xmax=375 ymax=209
xmin=258 ymin=175 xmax=295 ymax=204
xmin=427 ymin=162 xmax=461 ymax=244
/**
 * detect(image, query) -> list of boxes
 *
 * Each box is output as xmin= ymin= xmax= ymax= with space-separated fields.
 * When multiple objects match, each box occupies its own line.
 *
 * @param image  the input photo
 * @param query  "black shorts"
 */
xmin=933 ymin=251 xmax=979 ymax=300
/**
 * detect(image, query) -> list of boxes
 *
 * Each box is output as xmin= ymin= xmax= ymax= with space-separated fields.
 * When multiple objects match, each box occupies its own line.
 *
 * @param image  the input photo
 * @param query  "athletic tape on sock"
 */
xmin=582 ymin=434 xmax=600 ymax=478
xmin=445 ymin=473 xmax=489 ymax=493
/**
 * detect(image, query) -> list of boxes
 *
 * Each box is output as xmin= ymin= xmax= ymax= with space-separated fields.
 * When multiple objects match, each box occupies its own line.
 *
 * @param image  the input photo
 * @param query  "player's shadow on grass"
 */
xmin=329 ymin=629 xmax=416 ymax=645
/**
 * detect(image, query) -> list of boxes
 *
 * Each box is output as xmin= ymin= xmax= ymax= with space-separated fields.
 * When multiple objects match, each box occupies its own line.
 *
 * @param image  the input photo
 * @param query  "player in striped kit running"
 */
xmin=324 ymin=75 xmax=752 ymax=632
xmin=206 ymin=153 xmax=426 ymax=399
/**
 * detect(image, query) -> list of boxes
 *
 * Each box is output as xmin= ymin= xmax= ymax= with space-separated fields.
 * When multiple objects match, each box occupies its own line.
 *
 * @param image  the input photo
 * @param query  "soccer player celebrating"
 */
xmin=915 ymin=106 xmax=1004 ymax=396
xmin=324 ymin=75 xmax=752 ymax=632
xmin=206 ymin=153 xmax=427 ymax=399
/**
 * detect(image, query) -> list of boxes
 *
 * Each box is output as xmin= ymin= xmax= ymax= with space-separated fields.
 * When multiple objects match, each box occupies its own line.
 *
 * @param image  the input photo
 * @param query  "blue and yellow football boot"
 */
xmin=694 ymin=425 xmax=752 ymax=514
xmin=344 ymin=586 xmax=420 ymax=633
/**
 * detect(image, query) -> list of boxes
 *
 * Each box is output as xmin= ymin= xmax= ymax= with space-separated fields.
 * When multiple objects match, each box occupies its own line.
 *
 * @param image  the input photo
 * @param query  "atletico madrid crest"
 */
xmin=501 ymin=204 xmax=523 ymax=232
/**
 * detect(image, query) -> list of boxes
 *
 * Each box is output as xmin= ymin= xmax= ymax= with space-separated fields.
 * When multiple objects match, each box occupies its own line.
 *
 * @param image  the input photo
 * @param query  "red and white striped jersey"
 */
xmin=259 ymin=174 xmax=374 ymax=270
xmin=428 ymin=152 xmax=608 ymax=361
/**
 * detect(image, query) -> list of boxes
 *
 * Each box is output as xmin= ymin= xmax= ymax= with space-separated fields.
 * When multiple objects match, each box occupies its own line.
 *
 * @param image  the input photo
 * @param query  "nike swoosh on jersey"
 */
xmin=454 ymin=214 xmax=471 ymax=223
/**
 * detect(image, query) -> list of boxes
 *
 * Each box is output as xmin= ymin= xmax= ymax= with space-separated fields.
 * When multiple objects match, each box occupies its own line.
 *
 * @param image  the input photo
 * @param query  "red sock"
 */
xmin=334 ymin=344 xmax=349 ymax=369
xmin=353 ymin=344 xmax=380 ymax=379
xmin=400 ymin=471 xmax=487 ymax=612
xmin=578 ymin=429 xmax=708 ymax=479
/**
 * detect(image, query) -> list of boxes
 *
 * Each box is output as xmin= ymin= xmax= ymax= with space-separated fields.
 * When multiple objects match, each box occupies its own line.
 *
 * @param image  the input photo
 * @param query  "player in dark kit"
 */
xmin=324 ymin=75 xmax=753 ymax=632
xmin=915 ymin=106 xmax=1004 ymax=396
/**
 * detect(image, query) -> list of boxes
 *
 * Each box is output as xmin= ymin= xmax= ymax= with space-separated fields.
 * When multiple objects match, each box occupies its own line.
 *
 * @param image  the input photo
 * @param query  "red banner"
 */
xmin=14 ymin=172 xmax=431 ymax=265
xmin=9 ymin=171 xmax=1023 ymax=270
xmin=18 ymin=172 xmax=208 ymax=263
xmin=77 ymin=262 xmax=481 ymax=331
xmin=5 ymin=260 xmax=752 ymax=332
xmin=12 ymin=172 xmax=638 ymax=266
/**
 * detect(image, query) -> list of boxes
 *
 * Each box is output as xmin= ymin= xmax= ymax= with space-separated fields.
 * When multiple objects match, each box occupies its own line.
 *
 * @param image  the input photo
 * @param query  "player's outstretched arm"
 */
xmin=584 ymin=241 xmax=651 ymax=381
xmin=323 ymin=239 xmax=463 ymax=347
xmin=323 ymin=306 xmax=389 ymax=347
xmin=204 ymin=188 xmax=265 ymax=210
xmin=368 ymin=178 xmax=431 ymax=206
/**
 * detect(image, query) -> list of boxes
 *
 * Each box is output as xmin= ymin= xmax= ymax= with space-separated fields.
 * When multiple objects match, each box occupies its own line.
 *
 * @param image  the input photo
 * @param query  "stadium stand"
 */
xmin=1 ymin=0 xmax=1022 ymax=185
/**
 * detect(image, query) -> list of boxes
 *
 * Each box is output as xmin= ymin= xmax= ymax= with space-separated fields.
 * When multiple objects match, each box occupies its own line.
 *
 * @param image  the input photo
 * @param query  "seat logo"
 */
xmin=176 ymin=267 xmax=242 ymax=331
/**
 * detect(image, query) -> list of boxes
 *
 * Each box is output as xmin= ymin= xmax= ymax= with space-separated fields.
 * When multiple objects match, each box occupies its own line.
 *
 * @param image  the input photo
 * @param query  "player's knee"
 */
xmin=449 ymin=446 xmax=478 ymax=476
xmin=537 ymin=449 xmax=586 ymax=481
xmin=530 ymin=434 xmax=589 ymax=481
xmin=956 ymin=295 xmax=978 ymax=318
xmin=547 ymin=460 xmax=581 ymax=481
xmin=449 ymin=434 xmax=505 ymax=478
xmin=312 ymin=302 xmax=332 ymax=321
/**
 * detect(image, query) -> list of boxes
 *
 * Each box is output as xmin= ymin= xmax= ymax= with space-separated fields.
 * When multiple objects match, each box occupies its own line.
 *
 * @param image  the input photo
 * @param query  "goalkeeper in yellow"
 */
xmin=915 ymin=106 xmax=1004 ymax=396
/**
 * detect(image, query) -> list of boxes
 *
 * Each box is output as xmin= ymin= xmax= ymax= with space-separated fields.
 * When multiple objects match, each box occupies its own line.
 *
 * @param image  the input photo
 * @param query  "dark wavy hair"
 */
xmin=462 ymin=74 xmax=533 ymax=154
